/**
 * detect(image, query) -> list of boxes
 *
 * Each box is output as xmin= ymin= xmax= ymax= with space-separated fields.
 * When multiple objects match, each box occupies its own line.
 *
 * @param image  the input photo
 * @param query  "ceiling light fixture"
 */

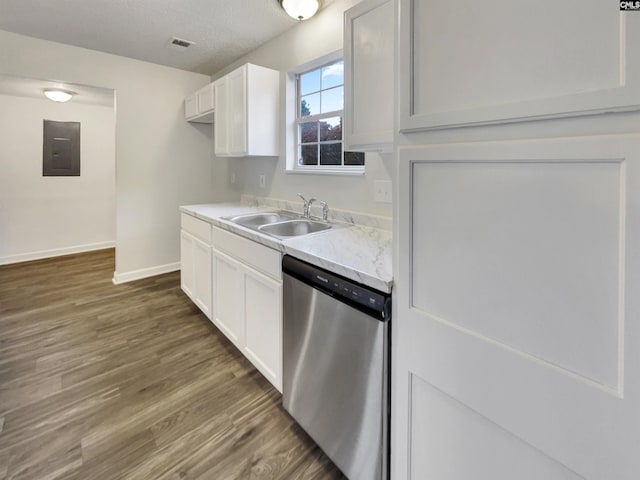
xmin=43 ymin=88 xmax=75 ymax=103
xmin=278 ymin=0 xmax=321 ymax=21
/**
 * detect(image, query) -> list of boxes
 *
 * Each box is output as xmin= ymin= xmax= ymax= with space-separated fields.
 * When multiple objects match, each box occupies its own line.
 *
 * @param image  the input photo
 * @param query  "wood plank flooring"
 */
xmin=0 ymin=249 xmax=345 ymax=480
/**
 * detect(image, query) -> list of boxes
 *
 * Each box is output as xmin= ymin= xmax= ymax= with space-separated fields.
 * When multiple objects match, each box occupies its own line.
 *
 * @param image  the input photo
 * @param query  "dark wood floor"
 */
xmin=0 ymin=249 xmax=345 ymax=480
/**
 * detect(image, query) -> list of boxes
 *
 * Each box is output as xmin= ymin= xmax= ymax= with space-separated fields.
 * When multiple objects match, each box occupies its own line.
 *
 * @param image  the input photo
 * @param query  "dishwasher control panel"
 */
xmin=283 ymin=255 xmax=389 ymax=318
xmin=312 ymin=272 xmax=386 ymax=312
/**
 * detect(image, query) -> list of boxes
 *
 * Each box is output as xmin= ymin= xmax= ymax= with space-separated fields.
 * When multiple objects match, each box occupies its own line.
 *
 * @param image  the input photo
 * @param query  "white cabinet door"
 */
xmin=210 ymin=225 xmax=283 ymax=392
xmin=399 ymin=0 xmax=640 ymax=131
xmin=213 ymin=249 xmax=244 ymax=348
xmin=184 ymin=93 xmax=198 ymax=120
xmin=245 ymin=63 xmax=280 ymax=157
xmin=193 ymin=237 xmax=212 ymax=319
xmin=185 ymin=83 xmax=214 ymax=123
xmin=181 ymin=230 xmax=212 ymax=319
xmin=228 ymin=66 xmax=247 ymax=156
xmin=344 ymin=0 xmax=394 ymax=152
xmin=213 ymin=63 xmax=279 ymax=157
xmin=244 ymin=268 xmax=282 ymax=392
xmin=180 ymin=230 xmax=195 ymax=299
xmin=214 ymin=77 xmax=229 ymax=155
xmin=394 ymin=137 xmax=640 ymax=480
xmin=197 ymin=83 xmax=214 ymax=113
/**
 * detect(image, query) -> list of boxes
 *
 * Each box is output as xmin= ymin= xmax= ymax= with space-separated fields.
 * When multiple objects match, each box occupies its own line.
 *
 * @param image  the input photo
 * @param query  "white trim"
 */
xmin=298 ymin=109 xmax=343 ymax=123
xmin=288 ymin=49 xmax=344 ymax=77
xmin=112 ymin=261 xmax=180 ymax=285
xmin=285 ymin=166 xmax=365 ymax=176
xmin=0 ymin=241 xmax=115 ymax=266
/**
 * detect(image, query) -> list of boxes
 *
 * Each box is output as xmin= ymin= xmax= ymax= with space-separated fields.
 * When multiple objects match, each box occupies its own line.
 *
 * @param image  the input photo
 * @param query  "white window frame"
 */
xmin=285 ymin=50 xmax=365 ymax=176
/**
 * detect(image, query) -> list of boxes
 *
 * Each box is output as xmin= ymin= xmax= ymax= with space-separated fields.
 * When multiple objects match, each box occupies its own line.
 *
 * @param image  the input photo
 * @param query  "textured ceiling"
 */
xmin=0 ymin=0 xmax=329 ymax=75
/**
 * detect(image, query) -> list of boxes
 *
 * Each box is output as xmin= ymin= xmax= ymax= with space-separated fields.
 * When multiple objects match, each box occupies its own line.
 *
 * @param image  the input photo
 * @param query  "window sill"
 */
xmin=285 ymin=167 xmax=365 ymax=176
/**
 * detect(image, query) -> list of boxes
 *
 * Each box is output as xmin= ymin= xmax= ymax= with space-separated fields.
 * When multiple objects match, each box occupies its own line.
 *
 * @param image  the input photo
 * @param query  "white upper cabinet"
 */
xmin=185 ymin=83 xmax=215 ymax=123
xmin=184 ymin=94 xmax=198 ymax=119
xmin=344 ymin=0 xmax=394 ymax=152
xmin=227 ymin=66 xmax=247 ymax=155
xmin=197 ymin=83 xmax=214 ymax=113
xmin=399 ymin=0 xmax=640 ymax=131
xmin=214 ymin=63 xmax=280 ymax=157
xmin=213 ymin=79 xmax=229 ymax=153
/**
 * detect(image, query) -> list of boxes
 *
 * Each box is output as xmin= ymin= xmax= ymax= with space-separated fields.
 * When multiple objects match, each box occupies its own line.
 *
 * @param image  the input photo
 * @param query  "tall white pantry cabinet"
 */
xmin=391 ymin=2 xmax=640 ymax=480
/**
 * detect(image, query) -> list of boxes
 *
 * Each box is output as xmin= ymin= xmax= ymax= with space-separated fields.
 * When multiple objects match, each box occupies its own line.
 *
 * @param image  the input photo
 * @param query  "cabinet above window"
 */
xmin=344 ymin=0 xmax=394 ymax=153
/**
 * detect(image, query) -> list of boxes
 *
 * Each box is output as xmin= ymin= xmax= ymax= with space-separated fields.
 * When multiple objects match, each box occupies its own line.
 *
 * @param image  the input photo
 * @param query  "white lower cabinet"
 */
xmin=192 ymin=237 xmax=212 ymax=318
xmin=211 ymin=225 xmax=283 ymax=391
xmin=180 ymin=230 xmax=195 ymax=299
xmin=243 ymin=267 xmax=282 ymax=390
xmin=212 ymin=250 xmax=244 ymax=347
xmin=181 ymin=213 xmax=283 ymax=391
xmin=180 ymin=214 xmax=212 ymax=320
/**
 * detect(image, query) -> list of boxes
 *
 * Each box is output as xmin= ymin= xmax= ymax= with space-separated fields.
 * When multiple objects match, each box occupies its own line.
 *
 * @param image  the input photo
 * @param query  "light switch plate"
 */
xmin=259 ymin=174 xmax=266 ymax=189
xmin=374 ymin=180 xmax=392 ymax=204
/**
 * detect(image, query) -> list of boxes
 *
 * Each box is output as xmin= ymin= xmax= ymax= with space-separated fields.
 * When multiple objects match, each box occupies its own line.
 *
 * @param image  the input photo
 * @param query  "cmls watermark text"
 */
xmin=620 ymin=1 xmax=640 ymax=10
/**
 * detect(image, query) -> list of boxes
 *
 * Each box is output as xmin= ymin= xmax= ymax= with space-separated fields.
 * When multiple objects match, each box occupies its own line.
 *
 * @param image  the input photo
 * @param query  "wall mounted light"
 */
xmin=43 ymin=88 xmax=76 ymax=103
xmin=278 ymin=0 xmax=321 ymax=21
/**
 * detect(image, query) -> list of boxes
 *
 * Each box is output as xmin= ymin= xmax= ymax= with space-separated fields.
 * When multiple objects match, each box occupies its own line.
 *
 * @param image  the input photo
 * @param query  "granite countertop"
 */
xmin=180 ymin=202 xmax=393 ymax=293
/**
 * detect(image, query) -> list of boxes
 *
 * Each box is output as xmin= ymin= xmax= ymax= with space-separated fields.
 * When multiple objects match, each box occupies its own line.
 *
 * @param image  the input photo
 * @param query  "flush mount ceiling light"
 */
xmin=43 ymin=88 xmax=76 ymax=103
xmin=278 ymin=0 xmax=321 ymax=21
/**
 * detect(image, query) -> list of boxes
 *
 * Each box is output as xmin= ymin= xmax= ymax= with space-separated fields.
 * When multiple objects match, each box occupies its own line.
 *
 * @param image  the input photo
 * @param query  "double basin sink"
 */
xmin=226 ymin=211 xmax=331 ymax=239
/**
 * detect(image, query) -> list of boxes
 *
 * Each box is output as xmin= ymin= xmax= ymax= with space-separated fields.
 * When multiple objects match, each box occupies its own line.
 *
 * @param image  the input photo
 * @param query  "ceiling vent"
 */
xmin=169 ymin=37 xmax=194 ymax=50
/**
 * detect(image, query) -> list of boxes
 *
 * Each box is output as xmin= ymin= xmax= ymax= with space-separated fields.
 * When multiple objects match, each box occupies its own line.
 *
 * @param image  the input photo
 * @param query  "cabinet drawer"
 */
xmin=213 ymin=226 xmax=281 ymax=280
xmin=181 ymin=213 xmax=212 ymax=244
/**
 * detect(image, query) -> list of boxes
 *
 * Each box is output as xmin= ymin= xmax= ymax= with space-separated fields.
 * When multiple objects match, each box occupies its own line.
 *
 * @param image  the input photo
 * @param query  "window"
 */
xmin=293 ymin=59 xmax=364 ymax=173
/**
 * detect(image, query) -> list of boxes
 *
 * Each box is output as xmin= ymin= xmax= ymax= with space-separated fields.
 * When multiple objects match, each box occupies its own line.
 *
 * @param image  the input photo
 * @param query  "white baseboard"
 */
xmin=112 ymin=262 xmax=181 ymax=285
xmin=0 ymin=241 xmax=116 ymax=266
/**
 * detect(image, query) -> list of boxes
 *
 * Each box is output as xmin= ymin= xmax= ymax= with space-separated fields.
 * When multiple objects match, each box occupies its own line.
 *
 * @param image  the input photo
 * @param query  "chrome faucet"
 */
xmin=297 ymin=193 xmax=316 ymax=219
xmin=320 ymin=201 xmax=329 ymax=222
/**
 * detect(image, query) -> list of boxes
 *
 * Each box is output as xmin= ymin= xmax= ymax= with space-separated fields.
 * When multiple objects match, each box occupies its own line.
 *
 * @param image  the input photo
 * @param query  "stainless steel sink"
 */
xmin=258 ymin=219 xmax=331 ymax=238
xmin=228 ymin=211 xmax=296 ymax=229
xmin=226 ymin=211 xmax=332 ymax=238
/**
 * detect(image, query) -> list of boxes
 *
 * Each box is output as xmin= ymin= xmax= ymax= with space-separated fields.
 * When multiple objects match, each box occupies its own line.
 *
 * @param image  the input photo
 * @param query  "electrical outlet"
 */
xmin=259 ymin=174 xmax=266 ymax=189
xmin=374 ymin=180 xmax=392 ymax=204
xmin=230 ymin=172 xmax=236 ymax=184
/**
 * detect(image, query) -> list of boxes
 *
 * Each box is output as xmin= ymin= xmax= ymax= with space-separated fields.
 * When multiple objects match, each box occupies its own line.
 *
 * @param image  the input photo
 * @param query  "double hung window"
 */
xmin=294 ymin=60 xmax=364 ymax=172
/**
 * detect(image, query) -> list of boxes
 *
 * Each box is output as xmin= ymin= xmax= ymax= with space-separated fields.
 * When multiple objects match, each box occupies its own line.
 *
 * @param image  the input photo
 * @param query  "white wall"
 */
xmin=0 ymin=29 xmax=237 ymax=281
xmin=0 ymin=94 xmax=115 ymax=263
xmin=214 ymin=0 xmax=393 ymax=219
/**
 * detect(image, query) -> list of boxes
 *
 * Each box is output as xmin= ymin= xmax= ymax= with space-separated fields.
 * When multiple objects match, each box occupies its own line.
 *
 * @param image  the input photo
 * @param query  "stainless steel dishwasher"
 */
xmin=282 ymin=255 xmax=391 ymax=480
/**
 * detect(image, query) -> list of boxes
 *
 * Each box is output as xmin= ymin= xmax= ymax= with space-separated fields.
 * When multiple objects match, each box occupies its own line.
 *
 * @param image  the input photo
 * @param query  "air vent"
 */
xmin=169 ymin=37 xmax=194 ymax=50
